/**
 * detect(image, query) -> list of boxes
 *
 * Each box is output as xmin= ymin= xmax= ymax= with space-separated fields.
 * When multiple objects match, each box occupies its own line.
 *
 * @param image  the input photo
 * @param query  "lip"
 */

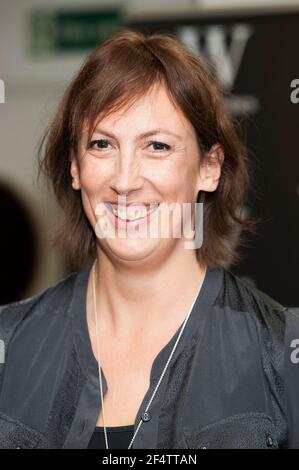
xmin=105 ymin=201 xmax=160 ymax=207
xmin=103 ymin=201 xmax=160 ymax=230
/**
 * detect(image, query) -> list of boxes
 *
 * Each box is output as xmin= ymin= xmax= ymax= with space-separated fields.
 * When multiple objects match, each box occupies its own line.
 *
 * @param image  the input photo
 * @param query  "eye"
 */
xmin=146 ymin=141 xmax=171 ymax=152
xmin=88 ymin=139 xmax=112 ymax=150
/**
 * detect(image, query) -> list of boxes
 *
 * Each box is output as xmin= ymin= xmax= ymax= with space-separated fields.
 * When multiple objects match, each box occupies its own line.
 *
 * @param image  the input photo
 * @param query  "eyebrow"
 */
xmin=93 ymin=127 xmax=182 ymax=140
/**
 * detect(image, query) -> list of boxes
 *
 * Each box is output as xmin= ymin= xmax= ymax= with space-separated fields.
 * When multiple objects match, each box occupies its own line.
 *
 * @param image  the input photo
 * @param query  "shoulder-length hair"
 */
xmin=38 ymin=28 xmax=257 ymax=270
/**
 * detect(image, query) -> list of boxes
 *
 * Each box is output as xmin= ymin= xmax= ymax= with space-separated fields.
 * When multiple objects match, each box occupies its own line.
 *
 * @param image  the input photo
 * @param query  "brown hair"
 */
xmin=37 ymin=28 xmax=257 ymax=270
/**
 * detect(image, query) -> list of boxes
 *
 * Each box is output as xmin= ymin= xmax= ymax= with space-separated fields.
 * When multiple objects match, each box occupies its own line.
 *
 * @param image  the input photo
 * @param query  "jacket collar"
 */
xmin=70 ymin=260 xmax=224 ymax=393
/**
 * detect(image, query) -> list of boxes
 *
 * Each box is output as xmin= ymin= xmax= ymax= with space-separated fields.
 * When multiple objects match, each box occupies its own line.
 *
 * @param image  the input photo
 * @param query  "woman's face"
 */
xmin=71 ymin=82 xmax=220 ymax=264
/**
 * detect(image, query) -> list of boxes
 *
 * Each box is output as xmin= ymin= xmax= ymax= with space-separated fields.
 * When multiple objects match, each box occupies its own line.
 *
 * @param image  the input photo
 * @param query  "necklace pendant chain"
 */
xmin=91 ymin=258 xmax=206 ymax=449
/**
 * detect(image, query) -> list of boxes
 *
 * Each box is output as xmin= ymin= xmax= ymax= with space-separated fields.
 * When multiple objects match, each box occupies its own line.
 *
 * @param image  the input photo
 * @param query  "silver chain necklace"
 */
xmin=92 ymin=258 xmax=206 ymax=449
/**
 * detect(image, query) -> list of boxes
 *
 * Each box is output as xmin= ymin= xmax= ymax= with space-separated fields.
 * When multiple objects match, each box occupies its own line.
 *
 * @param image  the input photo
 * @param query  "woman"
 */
xmin=0 ymin=29 xmax=298 ymax=450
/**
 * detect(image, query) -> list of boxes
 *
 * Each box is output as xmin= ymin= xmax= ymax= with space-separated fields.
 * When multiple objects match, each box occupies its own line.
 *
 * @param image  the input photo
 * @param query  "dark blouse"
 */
xmin=1 ymin=262 xmax=299 ymax=448
xmin=87 ymin=424 xmax=135 ymax=449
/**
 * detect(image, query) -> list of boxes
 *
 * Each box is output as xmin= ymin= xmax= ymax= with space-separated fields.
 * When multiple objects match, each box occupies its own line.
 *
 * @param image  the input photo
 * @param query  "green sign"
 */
xmin=29 ymin=7 xmax=125 ymax=55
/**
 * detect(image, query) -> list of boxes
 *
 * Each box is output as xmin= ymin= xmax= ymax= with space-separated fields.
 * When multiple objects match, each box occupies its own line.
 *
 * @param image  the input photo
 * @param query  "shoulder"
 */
xmin=0 ymin=268 xmax=81 ymax=348
xmin=219 ymin=269 xmax=286 ymax=313
xmin=217 ymin=269 xmax=298 ymax=333
xmin=215 ymin=268 xmax=299 ymax=359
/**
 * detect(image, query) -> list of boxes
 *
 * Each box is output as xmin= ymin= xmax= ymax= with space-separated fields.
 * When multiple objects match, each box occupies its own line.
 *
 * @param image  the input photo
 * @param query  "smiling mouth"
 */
xmin=104 ymin=202 xmax=160 ymax=222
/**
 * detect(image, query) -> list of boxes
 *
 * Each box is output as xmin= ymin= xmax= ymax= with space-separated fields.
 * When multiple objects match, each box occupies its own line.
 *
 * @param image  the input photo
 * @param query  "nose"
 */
xmin=109 ymin=153 xmax=144 ymax=195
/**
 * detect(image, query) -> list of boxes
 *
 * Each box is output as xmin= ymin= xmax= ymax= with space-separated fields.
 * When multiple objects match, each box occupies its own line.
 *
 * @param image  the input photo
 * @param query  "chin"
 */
xmin=104 ymin=237 xmax=161 ymax=263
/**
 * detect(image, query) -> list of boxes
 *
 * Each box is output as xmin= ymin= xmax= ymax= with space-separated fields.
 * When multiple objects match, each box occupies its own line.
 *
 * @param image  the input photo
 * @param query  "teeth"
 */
xmin=109 ymin=204 xmax=159 ymax=221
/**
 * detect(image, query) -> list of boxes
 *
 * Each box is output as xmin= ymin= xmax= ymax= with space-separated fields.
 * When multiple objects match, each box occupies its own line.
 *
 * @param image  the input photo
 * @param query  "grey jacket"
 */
xmin=0 ymin=261 xmax=299 ymax=449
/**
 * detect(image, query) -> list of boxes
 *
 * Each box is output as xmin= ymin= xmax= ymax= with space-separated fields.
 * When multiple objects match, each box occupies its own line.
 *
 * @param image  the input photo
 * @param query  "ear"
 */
xmin=197 ymin=143 xmax=224 ymax=193
xmin=70 ymin=155 xmax=81 ymax=190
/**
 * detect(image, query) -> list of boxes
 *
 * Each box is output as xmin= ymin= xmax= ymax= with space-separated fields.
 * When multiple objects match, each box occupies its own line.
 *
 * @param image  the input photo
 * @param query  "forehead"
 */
xmin=86 ymin=82 xmax=194 ymax=138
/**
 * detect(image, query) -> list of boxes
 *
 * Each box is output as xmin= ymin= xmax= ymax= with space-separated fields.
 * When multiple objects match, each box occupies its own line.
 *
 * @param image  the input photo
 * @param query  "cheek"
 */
xmin=79 ymin=163 xmax=106 ymax=193
xmin=79 ymin=168 xmax=104 ymax=222
xmin=158 ymin=160 xmax=197 ymax=199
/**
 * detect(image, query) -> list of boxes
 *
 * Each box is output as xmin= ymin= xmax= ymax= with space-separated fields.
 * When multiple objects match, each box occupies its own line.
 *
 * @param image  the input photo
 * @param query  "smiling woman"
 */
xmin=0 ymin=29 xmax=298 ymax=450
xmin=37 ymin=28 xmax=255 ymax=271
xmin=70 ymin=80 xmax=221 ymax=263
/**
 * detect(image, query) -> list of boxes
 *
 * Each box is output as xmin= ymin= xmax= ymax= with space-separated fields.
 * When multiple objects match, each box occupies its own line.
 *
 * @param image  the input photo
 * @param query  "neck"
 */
xmin=88 ymin=244 xmax=206 ymax=340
